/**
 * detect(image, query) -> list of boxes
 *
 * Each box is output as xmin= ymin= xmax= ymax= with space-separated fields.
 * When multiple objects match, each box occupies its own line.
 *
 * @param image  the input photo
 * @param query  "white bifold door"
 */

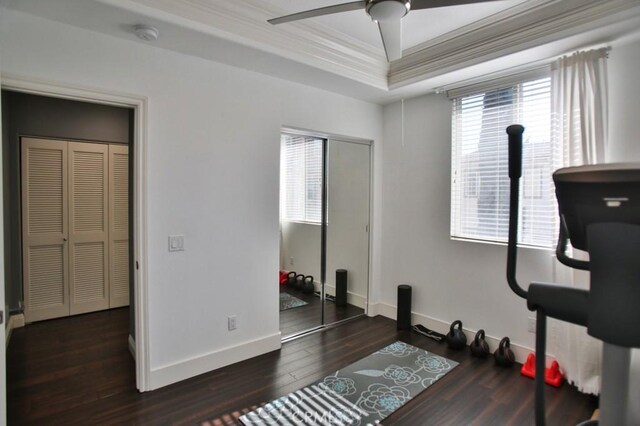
xmin=22 ymin=137 xmax=129 ymax=323
xmin=108 ymin=144 xmax=130 ymax=309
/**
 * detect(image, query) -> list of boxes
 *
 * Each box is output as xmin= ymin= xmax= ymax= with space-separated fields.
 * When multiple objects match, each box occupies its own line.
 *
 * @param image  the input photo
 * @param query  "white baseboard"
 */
xmin=148 ymin=332 xmax=282 ymax=390
xmin=5 ymin=313 xmax=25 ymax=347
xmin=324 ymin=285 xmax=367 ymax=309
xmin=371 ymin=302 xmax=553 ymax=365
xmin=367 ymin=302 xmax=380 ymax=317
xmin=128 ymin=334 xmax=136 ymax=360
xmin=11 ymin=313 xmax=25 ymax=328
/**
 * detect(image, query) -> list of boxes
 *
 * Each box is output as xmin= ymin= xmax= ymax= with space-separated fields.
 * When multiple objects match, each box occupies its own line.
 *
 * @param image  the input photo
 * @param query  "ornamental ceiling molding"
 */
xmin=126 ymin=0 xmax=389 ymax=89
xmin=120 ymin=0 xmax=640 ymax=91
xmin=389 ymin=0 xmax=640 ymax=89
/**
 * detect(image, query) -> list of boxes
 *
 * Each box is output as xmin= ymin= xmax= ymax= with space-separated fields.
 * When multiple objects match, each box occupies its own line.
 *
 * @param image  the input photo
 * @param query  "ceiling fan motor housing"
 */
xmin=366 ymin=0 xmax=410 ymax=22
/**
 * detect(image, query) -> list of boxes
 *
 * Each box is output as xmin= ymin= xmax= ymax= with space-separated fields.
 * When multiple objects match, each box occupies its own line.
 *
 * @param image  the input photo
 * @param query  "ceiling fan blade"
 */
xmin=268 ymin=1 xmax=367 ymax=25
xmin=378 ymin=19 xmax=402 ymax=62
xmin=411 ymin=0 xmax=502 ymax=10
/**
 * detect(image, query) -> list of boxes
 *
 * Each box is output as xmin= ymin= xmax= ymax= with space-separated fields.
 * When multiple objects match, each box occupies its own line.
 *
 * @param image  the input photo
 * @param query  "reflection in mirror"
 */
xmin=324 ymin=139 xmax=370 ymax=324
xmin=278 ymin=134 xmax=323 ymax=337
xmin=278 ymin=133 xmax=371 ymax=339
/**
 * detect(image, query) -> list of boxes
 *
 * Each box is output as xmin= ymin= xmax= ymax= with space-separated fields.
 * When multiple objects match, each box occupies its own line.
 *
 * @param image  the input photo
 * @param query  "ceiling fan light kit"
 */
xmin=367 ymin=0 xmax=410 ymax=22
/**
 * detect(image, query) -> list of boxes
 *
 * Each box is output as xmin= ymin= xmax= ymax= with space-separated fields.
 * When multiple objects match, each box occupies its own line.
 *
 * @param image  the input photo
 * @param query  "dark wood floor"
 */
xmin=279 ymin=286 xmax=364 ymax=336
xmin=7 ymin=308 xmax=597 ymax=425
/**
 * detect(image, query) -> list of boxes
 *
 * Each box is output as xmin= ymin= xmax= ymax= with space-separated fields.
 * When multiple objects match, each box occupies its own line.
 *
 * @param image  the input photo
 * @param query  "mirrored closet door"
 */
xmin=323 ymin=139 xmax=370 ymax=325
xmin=279 ymin=134 xmax=324 ymax=336
xmin=279 ymin=133 xmax=371 ymax=340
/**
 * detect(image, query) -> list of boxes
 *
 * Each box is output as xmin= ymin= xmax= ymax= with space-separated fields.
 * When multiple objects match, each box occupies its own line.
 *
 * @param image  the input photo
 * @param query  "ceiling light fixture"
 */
xmin=134 ymin=24 xmax=159 ymax=41
xmin=366 ymin=0 xmax=410 ymax=22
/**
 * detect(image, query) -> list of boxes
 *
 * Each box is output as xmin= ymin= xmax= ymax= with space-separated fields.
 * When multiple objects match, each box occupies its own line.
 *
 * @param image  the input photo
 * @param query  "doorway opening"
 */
xmin=278 ymin=130 xmax=371 ymax=339
xmin=1 ymin=78 xmax=149 ymax=394
xmin=3 ymin=89 xmax=133 ymax=353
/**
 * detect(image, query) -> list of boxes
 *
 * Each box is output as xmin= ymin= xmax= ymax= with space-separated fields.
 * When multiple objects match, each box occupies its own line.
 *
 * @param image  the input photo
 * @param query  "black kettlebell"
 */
xmin=287 ymin=271 xmax=297 ymax=287
xmin=303 ymin=275 xmax=314 ymax=294
xmin=295 ymin=274 xmax=305 ymax=290
xmin=494 ymin=337 xmax=515 ymax=367
xmin=470 ymin=329 xmax=490 ymax=358
xmin=446 ymin=320 xmax=467 ymax=350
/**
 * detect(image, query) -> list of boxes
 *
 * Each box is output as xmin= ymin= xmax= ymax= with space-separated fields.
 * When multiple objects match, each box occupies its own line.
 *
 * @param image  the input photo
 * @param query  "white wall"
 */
xmin=0 ymin=8 xmax=383 ymax=389
xmin=280 ymin=221 xmax=321 ymax=282
xmin=379 ymin=94 xmax=553 ymax=357
xmin=377 ymin=38 xmax=640 ymax=362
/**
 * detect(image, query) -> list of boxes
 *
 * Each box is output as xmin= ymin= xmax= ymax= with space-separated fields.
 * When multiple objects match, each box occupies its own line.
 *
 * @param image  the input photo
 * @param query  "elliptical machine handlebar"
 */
xmin=507 ymin=125 xmax=524 ymax=180
xmin=506 ymin=125 xmax=528 ymax=300
xmin=556 ymin=224 xmax=590 ymax=270
xmin=505 ymin=125 xmax=588 ymax=298
xmin=505 ymin=125 xmax=594 ymax=426
xmin=505 ymin=125 xmax=553 ymax=426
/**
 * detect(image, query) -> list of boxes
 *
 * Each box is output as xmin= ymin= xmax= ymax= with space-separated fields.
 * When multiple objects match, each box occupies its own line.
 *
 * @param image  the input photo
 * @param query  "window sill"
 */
xmin=281 ymin=219 xmax=321 ymax=226
xmin=450 ymin=236 xmax=554 ymax=252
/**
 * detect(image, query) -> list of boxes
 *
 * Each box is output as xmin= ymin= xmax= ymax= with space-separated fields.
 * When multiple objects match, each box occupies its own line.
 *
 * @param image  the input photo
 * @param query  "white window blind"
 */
xmin=451 ymin=77 xmax=560 ymax=248
xmin=280 ymin=134 xmax=323 ymax=224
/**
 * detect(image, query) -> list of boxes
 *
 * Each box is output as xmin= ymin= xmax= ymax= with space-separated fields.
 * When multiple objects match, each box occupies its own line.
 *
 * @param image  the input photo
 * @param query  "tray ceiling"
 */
xmin=2 ymin=0 xmax=640 ymax=104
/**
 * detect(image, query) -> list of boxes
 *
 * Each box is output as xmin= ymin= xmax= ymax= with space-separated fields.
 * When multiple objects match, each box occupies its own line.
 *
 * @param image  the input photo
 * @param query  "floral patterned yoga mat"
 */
xmin=240 ymin=341 xmax=458 ymax=425
xmin=279 ymin=292 xmax=308 ymax=311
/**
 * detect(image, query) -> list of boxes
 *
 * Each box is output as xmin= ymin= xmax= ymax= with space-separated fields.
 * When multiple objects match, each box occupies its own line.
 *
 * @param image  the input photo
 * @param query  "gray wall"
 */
xmin=1 ymin=90 xmax=133 ymax=334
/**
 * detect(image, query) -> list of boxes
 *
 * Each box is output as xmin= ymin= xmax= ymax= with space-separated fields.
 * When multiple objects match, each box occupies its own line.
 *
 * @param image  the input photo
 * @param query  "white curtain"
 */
xmin=548 ymin=48 xmax=609 ymax=395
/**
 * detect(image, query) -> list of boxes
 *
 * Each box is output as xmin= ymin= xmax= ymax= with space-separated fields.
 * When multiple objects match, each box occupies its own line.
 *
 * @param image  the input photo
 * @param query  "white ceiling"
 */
xmin=2 ymin=0 xmax=640 ymax=104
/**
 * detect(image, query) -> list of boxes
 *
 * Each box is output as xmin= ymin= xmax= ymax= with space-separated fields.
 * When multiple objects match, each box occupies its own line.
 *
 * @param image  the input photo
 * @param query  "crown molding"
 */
xmin=389 ymin=0 xmax=640 ymax=89
xmin=123 ymin=0 xmax=389 ymax=89
xmin=96 ymin=0 xmax=640 ymax=95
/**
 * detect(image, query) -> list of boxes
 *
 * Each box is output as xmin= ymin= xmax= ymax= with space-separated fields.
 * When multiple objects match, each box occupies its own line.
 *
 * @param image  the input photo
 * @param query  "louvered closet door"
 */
xmin=68 ymin=142 xmax=110 ymax=315
xmin=22 ymin=138 xmax=70 ymax=322
xmin=109 ymin=145 xmax=129 ymax=308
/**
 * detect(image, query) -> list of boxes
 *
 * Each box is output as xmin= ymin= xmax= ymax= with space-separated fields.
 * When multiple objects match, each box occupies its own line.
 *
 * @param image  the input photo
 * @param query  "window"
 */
xmin=280 ymin=134 xmax=323 ymax=224
xmin=451 ymin=77 xmax=559 ymax=248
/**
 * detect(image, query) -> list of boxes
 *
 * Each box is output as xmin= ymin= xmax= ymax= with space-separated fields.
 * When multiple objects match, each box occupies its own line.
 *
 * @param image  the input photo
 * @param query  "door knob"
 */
xmin=63 ymin=237 xmax=68 ymax=242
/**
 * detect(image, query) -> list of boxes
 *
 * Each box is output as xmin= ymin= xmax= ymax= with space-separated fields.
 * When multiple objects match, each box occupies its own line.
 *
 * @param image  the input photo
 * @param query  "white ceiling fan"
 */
xmin=268 ymin=0 xmax=502 ymax=62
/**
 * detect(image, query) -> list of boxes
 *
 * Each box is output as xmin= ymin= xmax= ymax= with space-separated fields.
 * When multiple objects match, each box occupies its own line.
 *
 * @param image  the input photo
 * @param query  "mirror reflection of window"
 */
xmin=281 ymin=135 xmax=323 ymax=224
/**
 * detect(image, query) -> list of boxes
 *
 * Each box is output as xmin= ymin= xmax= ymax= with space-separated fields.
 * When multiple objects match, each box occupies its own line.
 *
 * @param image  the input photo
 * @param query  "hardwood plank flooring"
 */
xmin=7 ymin=308 xmax=597 ymax=425
xmin=279 ymin=287 xmax=364 ymax=336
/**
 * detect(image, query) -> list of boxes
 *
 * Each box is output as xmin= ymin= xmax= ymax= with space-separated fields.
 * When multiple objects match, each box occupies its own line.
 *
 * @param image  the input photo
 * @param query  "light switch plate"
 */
xmin=168 ymin=235 xmax=185 ymax=252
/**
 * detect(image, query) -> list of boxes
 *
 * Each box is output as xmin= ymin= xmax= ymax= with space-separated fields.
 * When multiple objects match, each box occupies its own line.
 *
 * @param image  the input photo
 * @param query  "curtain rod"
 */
xmin=440 ymin=45 xmax=611 ymax=99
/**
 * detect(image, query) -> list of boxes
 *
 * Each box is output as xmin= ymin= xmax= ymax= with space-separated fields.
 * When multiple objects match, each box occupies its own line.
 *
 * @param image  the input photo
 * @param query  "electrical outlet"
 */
xmin=290 ymin=257 xmax=294 ymax=266
xmin=528 ymin=317 xmax=536 ymax=333
xmin=228 ymin=315 xmax=237 ymax=331
xmin=168 ymin=235 xmax=185 ymax=252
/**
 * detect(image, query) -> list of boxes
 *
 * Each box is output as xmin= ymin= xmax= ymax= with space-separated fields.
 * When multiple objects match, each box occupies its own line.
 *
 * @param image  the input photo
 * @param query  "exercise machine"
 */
xmin=505 ymin=124 xmax=640 ymax=425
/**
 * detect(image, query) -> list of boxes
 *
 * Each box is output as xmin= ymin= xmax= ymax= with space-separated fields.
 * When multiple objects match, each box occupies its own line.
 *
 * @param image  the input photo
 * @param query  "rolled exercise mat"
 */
xmin=336 ymin=269 xmax=348 ymax=307
xmin=397 ymin=284 xmax=412 ymax=330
